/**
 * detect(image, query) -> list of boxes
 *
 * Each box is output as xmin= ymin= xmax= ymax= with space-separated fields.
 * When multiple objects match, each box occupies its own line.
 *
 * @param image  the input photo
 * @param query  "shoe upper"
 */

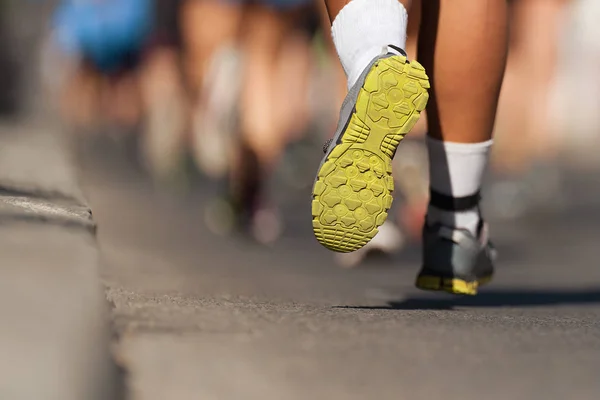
xmin=421 ymin=221 xmax=496 ymax=282
xmin=320 ymin=46 xmax=408 ymax=159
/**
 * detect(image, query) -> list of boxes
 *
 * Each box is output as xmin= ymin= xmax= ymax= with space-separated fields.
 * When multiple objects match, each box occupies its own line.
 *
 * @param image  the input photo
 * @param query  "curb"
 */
xmin=0 ymin=122 xmax=123 ymax=400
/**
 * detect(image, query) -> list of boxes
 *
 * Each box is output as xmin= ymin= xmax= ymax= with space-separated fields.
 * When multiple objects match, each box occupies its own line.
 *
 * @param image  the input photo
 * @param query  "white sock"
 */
xmin=426 ymin=136 xmax=493 ymax=236
xmin=331 ymin=0 xmax=408 ymax=89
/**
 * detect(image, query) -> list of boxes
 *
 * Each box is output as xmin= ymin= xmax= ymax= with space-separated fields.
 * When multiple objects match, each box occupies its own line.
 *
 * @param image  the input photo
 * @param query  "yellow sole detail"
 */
xmin=415 ymin=274 xmax=494 ymax=296
xmin=312 ymin=56 xmax=430 ymax=253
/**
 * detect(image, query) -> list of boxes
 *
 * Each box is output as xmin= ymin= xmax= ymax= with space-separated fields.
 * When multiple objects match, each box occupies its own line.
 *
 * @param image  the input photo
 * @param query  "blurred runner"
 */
xmin=548 ymin=0 xmax=600 ymax=169
xmin=194 ymin=0 xmax=321 ymax=244
xmin=490 ymin=0 xmax=571 ymax=219
xmin=138 ymin=0 xmax=189 ymax=182
xmin=231 ymin=2 xmax=319 ymax=243
xmin=313 ymin=0 xmax=507 ymax=295
xmin=47 ymin=0 xmax=189 ymax=184
xmin=51 ymin=0 xmax=154 ymax=130
xmin=180 ymin=0 xmax=243 ymax=179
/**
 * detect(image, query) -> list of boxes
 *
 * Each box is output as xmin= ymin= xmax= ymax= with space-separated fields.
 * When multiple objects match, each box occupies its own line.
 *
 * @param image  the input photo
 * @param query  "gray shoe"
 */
xmin=415 ymin=221 xmax=497 ymax=295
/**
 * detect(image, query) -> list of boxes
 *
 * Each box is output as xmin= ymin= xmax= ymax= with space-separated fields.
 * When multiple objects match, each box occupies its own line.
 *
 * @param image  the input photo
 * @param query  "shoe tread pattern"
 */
xmin=313 ymin=56 xmax=430 ymax=252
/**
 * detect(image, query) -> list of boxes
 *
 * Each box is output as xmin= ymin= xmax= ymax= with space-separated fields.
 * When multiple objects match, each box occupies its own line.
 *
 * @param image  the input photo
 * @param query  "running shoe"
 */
xmin=415 ymin=220 xmax=497 ymax=296
xmin=311 ymin=46 xmax=429 ymax=252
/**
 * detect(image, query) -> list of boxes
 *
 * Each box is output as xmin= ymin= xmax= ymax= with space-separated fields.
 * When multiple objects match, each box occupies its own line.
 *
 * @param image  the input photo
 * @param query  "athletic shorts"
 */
xmin=261 ymin=0 xmax=313 ymax=11
xmin=152 ymin=0 xmax=183 ymax=48
xmin=229 ymin=0 xmax=319 ymax=34
xmin=53 ymin=0 xmax=154 ymax=73
xmin=228 ymin=0 xmax=313 ymax=12
xmin=290 ymin=2 xmax=321 ymax=36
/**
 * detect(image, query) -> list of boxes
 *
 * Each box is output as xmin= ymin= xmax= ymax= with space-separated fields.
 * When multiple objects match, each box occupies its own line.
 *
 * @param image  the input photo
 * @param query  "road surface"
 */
xmin=77 ymin=139 xmax=600 ymax=400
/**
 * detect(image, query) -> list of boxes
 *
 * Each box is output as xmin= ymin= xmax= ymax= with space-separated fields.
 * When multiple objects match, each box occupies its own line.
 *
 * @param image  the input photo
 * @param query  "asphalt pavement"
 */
xmin=77 ymin=138 xmax=600 ymax=400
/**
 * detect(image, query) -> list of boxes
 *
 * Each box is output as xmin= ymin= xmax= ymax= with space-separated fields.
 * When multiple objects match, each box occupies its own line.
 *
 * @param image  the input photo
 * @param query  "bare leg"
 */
xmin=415 ymin=0 xmax=508 ymax=240
xmin=418 ymin=0 xmax=508 ymax=144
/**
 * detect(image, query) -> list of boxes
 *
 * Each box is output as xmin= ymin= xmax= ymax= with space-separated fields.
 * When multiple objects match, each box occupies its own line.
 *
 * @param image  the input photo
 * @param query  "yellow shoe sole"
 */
xmin=312 ymin=55 xmax=430 ymax=253
xmin=415 ymin=274 xmax=494 ymax=296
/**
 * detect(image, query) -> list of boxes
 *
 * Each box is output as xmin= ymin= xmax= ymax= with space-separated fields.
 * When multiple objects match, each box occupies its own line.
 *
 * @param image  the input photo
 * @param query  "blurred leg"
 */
xmin=238 ymin=5 xmax=287 ymax=166
xmin=140 ymin=0 xmax=188 ymax=125
xmin=138 ymin=46 xmax=189 ymax=179
xmin=223 ymin=4 xmax=288 ymax=239
xmin=235 ymin=4 xmax=315 ymax=242
xmin=60 ymin=63 xmax=103 ymax=129
xmin=276 ymin=9 xmax=315 ymax=143
xmin=180 ymin=0 xmax=242 ymax=101
xmin=494 ymin=0 xmax=568 ymax=173
xmin=181 ymin=0 xmax=243 ymax=179
xmin=107 ymin=72 xmax=143 ymax=128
